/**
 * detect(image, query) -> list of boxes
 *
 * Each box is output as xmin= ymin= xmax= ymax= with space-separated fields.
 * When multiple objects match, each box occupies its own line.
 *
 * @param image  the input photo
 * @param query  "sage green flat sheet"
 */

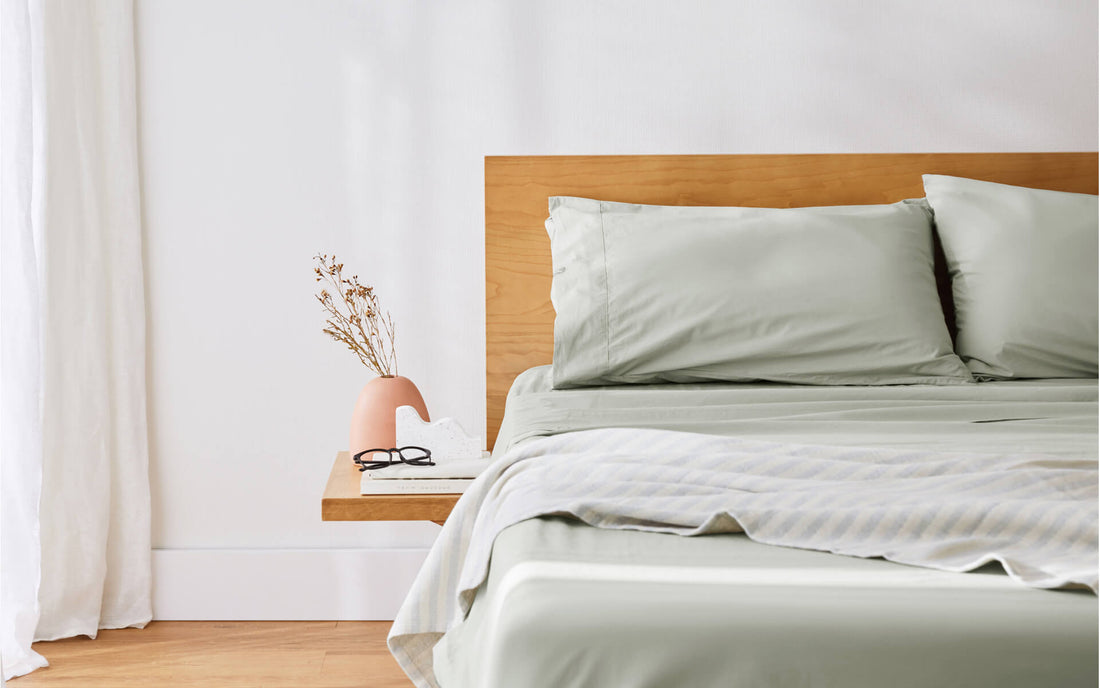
xmin=430 ymin=369 xmax=1099 ymax=688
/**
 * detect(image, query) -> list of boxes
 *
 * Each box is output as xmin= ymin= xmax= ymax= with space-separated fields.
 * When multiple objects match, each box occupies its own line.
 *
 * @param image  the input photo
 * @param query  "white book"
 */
xmin=366 ymin=456 xmax=490 ymax=480
xmin=360 ymin=476 xmax=473 ymax=495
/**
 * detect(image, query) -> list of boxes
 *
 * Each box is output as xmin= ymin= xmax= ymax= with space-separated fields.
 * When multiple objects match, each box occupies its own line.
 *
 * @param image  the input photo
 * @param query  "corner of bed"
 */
xmin=390 ymin=152 xmax=1099 ymax=688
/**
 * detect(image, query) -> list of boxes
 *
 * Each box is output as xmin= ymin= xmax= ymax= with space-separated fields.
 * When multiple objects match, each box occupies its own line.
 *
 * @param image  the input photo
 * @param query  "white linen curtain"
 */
xmin=0 ymin=0 xmax=150 ymax=680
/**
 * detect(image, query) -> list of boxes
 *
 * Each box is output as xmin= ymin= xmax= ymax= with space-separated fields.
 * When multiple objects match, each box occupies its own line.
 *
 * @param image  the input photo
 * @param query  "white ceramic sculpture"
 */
xmin=395 ymin=405 xmax=483 ymax=462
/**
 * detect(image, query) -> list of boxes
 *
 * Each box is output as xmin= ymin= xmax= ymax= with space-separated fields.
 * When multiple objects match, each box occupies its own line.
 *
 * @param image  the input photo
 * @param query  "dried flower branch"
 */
xmin=314 ymin=253 xmax=398 ymax=376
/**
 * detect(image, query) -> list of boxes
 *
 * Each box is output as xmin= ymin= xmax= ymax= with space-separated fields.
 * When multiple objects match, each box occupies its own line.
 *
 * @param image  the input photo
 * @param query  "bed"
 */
xmin=392 ymin=154 xmax=1099 ymax=688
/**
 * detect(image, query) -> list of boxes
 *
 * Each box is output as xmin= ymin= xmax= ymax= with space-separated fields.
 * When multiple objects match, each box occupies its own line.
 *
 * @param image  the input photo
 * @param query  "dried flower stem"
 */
xmin=314 ymin=254 xmax=398 ymax=376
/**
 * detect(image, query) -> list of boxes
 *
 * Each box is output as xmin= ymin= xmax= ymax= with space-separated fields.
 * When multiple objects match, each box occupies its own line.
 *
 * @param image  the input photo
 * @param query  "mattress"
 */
xmin=430 ymin=368 xmax=1098 ymax=688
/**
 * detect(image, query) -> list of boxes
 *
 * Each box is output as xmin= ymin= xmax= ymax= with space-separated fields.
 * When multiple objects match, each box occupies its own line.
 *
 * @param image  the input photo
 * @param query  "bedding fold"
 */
xmin=389 ymin=427 xmax=1099 ymax=688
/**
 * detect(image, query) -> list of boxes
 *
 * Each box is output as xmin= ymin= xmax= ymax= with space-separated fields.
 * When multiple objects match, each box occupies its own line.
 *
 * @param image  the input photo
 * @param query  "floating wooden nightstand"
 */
xmin=321 ymin=452 xmax=460 ymax=526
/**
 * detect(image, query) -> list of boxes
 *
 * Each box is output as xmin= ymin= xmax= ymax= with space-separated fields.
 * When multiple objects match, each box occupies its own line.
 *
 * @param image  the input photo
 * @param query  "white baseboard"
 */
xmin=151 ymin=548 xmax=430 ymax=620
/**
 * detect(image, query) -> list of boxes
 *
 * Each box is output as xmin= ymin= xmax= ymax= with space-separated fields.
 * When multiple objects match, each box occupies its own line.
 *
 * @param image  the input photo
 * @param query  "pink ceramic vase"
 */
xmin=349 ymin=375 xmax=429 ymax=459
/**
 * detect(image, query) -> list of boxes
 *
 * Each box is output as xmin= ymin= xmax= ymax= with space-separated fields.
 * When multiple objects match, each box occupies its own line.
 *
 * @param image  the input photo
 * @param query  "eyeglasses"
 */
xmin=352 ymin=446 xmax=434 ymax=472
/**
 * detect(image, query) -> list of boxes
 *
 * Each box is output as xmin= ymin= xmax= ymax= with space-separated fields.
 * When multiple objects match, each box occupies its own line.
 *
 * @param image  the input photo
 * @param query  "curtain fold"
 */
xmin=1 ymin=0 xmax=150 ymax=680
xmin=0 ymin=0 xmax=46 ymax=678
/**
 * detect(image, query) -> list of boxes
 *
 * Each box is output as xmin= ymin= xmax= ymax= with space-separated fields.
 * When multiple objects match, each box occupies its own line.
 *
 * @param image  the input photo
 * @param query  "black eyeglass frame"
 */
xmin=352 ymin=446 xmax=435 ymax=471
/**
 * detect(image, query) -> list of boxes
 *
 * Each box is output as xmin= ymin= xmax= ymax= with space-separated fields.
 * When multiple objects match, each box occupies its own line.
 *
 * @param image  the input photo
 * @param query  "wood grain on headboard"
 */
xmin=485 ymin=152 xmax=1099 ymax=448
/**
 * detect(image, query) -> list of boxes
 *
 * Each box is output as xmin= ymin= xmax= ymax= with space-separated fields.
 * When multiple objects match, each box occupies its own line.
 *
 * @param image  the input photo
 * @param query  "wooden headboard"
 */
xmin=484 ymin=152 xmax=1099 ymax=447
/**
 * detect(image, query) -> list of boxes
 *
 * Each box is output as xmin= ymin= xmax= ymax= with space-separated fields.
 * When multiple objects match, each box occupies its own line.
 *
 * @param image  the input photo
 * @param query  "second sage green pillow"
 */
xmin=923 ymin=175 xmax=1098 ymax=379
xmin=546 ymin=196 xmax=971 ymax=388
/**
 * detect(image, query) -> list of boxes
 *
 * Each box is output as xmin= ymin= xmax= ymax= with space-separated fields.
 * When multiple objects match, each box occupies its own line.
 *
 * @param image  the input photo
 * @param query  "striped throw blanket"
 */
xmin=389 ymin=428 xmax=1099 ymax=688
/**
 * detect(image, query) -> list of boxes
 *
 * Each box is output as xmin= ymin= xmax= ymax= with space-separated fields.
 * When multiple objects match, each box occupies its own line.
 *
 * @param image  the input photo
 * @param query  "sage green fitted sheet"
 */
xmin=431 ymin=369 xmax=1098 ymax=688
xmin=494 ymin=366 xmax=1097 ymax=457
xmin=435 ymin=518 xmax=1097 ymax=688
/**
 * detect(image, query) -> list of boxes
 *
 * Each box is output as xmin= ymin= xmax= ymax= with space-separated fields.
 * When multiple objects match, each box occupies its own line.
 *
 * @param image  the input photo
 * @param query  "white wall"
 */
xmin=135 ymin=0 xmax=1098 ymax=618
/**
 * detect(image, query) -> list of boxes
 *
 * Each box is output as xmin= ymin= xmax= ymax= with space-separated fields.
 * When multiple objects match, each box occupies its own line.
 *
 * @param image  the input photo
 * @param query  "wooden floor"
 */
xmin=10 ymin=621 xmax=413 ymax=687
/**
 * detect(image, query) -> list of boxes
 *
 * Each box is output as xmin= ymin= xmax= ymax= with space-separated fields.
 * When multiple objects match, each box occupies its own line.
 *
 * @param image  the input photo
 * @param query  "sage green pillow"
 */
xmin=923 ymin=175 xmax=1098 ymax=379
xmin=546 ymin=197 xmax=971 ymax=388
